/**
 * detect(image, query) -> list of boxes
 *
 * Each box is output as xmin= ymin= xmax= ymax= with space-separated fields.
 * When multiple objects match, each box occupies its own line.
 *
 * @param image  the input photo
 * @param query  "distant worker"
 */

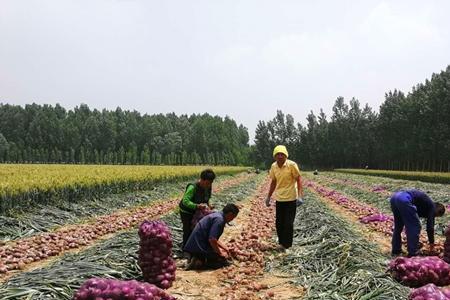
xmin=179 ymin=169 xmax=215 ymax=249
xmin=184 ymin=203 xmax=239 ymax=270
xmin=265 ymin=145 xmax=304 ymax=250
xmin=390 ymin=189 xmax=445 ymax=257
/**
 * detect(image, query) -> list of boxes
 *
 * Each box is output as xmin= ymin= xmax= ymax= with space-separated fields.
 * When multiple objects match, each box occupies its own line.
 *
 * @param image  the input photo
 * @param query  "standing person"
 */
xmin=390 ymin=189 xmax=445 ymax=257
xmin=179 ymin=169 xmax=216 ymax=249
xmin=265 ymin=145 xmax=304 ymax=250
xmin=184 ymin=203 xmax=239 ymax=270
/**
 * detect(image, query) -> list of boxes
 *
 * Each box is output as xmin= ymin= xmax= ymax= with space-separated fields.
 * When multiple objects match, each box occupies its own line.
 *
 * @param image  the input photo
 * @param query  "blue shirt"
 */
xmin=183 ymin=211 xmax=225 ymax=255
xmin=407 ymin=189 xmax=436 ymax=243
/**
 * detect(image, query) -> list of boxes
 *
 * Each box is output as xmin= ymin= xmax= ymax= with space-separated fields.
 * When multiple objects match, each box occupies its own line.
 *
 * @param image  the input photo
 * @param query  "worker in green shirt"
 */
xmin=179 ymin=169 xmax=216 ymax=249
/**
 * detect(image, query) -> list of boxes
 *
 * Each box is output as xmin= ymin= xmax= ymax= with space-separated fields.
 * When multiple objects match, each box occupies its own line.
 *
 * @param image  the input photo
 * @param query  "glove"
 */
xmin=197 ymin=203 xmax=207 ymax=209
xmin=265 ymin=196 xmax=271 ymax=207
xmin=296 ymin=198 xmax=304 ymax=207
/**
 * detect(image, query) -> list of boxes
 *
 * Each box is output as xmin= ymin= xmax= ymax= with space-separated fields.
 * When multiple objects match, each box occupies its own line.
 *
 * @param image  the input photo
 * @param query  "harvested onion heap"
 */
xmin=73 ymin=278 xmax=175 ymax=300
xmin=191 ymin=206 xmax=212 ymax=229
xmin=217 ymin=192 xmax=276 ymax=299
xmin=409 ymin=283 xmax=450 ymax=300
xmin=389 ymin=256 xmax=450 ymax=287
xmin=138 ymin=220 xmax=176 ymax=289
xmin=360 ymin=213 xmax=392 ymax=224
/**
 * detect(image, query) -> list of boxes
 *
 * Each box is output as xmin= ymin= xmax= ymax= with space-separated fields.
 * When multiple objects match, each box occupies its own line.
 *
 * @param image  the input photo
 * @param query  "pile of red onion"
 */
xmin=73 ymin=278 xmax=176 ymax=300
xmin=138 ymin=220 xmax=176 ymax=289
xmin=372 ymin=185 xmax=387 ymax=192
xmin=409 ymin=283 xmax=450 ymax=300
xmin=360 ymin=213 xmax=393 ymax=224
xmin=389 ymin=256 xmax=450 ymax=287
xmin=191 ymin=206 xmax=213 ymax=229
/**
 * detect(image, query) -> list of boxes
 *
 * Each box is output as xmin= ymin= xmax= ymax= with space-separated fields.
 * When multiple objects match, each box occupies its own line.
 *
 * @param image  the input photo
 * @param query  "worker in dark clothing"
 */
xmin=390 ymin=189 xmax=445 ymax=257
xmin=179 ymin=169 xmax=216 ymax=249
xmin=184 ymin=203 xmax=239 ymax=270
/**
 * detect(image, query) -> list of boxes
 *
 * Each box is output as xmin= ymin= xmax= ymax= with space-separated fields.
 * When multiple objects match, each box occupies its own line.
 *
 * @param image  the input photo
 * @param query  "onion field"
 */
xmin=1 ymin=168 xmax=450 ymax=299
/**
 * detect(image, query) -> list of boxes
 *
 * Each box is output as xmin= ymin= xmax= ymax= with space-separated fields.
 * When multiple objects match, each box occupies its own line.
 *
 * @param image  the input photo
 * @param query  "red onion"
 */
xmin=409 ymin=283 xmax=450 ymax=300
xmin=360 ymin=213 xmax=393 ymax=224
xmin=73 ymin=278 xmax=176 ymax=300
xmin=138 ymin=220 xmax=176 ymax=289
xmin=389 ymin=256 xmax=450 ymax=287
xmin=191 ymin=206 xmax=213 ymax=229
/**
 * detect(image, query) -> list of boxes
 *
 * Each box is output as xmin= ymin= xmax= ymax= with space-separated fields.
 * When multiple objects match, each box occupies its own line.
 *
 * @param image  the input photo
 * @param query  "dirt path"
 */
xmin=168 ymin=178 xmax=304 ymax=300
xmin=0 ymin=173 xmax=253 ymax=282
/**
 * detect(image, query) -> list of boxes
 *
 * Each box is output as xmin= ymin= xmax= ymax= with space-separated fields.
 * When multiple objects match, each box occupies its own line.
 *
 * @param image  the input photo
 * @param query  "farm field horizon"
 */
xmin=2 ymin=2 xmax=450 ymax=298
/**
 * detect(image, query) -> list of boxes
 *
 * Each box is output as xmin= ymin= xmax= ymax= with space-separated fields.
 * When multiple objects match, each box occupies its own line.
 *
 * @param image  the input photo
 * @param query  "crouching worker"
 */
xmin=184 ymin=203 xmax=239 ymax=270
xmin=390 ymin=189 xmax=445 ymax=257
xmin=179 ymin=169 xmax=216 ymax=249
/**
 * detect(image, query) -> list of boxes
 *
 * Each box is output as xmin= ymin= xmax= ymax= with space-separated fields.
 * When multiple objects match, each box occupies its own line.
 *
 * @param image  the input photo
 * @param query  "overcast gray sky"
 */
xmin=1 ymin=0 xmax=449 ymax=141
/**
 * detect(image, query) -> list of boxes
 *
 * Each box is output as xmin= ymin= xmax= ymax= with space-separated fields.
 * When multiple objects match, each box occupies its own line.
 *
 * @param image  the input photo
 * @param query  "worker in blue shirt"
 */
xmin=390 ymin=189 xmax=445 ymax=257
xmin=184 ymin=203 xmax=239 ymax=270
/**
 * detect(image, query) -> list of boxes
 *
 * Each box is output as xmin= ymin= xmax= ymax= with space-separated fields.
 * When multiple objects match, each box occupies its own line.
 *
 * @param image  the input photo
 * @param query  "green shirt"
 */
xmin=180 ymin=185 xmax=197 ymax=211
xmin=179 ymin=183 xmax=211 ymax=214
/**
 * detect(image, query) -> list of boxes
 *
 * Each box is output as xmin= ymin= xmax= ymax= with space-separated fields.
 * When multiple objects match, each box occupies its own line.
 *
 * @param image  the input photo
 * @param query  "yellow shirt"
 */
xmin=269 ymin=159 xmax=301 ymax=201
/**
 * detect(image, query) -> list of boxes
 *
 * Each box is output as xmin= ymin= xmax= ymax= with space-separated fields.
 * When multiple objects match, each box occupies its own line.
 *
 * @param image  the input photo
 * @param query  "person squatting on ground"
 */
xmin=183 ymin=203 xmax=240 ymax=270
xmin=265 ymin=145 xmax=304 ymax=250
xmin=390 ymin=189 xmax=445 ymax=257
xmin=179 ymin=169 xmax=215 ymax=249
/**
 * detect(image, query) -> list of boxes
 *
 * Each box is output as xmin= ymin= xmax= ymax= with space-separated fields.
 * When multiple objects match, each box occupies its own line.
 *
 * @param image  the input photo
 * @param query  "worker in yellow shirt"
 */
xmin=266 ymin=145 xmax=304 ymax=250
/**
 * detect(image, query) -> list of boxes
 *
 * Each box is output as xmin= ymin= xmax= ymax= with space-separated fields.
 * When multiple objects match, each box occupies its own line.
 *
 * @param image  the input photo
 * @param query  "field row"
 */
xmin=1 ymin=169 xmax=446 ymax=299
xmin=0 ymin=173 xmax=255 ymax=280
xmin=336 ymin=168 xmax=450 ymax=184
xmin=305 ymin=171 xmax=450 ymax=298
xmin=310 ymin=171 xmax=450 ymax=232
xmin=0 ymin=173 xmax=247 ymax=242
xmin=1 ymin=171 xmax=411 ymax=299
xmin=0 ymin=173 xmax=266 ymax=299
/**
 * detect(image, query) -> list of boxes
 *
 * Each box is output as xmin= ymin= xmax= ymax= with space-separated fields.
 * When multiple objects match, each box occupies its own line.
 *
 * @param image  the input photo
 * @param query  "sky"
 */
xmin=1 ymin=0 xmax=449 ymax=142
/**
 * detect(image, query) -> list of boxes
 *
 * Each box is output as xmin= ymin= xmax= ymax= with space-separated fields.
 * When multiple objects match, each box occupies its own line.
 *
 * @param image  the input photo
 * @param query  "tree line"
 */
xmin=0 ymin=104 xmax=249 ymax=165
xmin=1 ymin=65 xmax=449 ymax=171
xmin=253 ymin=65 xmax=450 ymax=172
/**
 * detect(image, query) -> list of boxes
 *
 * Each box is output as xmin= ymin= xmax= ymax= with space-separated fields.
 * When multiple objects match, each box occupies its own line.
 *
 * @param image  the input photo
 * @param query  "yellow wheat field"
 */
xmin=0 ymin=164 xmax=247 ymax=198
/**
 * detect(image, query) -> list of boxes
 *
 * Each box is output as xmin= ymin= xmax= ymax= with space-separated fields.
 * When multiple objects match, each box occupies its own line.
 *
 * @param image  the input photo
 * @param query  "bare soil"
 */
xmin=168 ymin=179 xmax=304 ymax=300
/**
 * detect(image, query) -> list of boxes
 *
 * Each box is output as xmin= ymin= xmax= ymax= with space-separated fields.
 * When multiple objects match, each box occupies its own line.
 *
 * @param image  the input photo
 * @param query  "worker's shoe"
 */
xmin=274 ymin=244 xmax=286 ymax=252
xmin=206 ymin=259 xmax=230 ymax=270
xmin=183 ymin=251 xmax=191 ymax=260
xmin=185 ymin=257 xmax=203 ymax=271
xmin=391 ymin=251 xmax=401 ymax=258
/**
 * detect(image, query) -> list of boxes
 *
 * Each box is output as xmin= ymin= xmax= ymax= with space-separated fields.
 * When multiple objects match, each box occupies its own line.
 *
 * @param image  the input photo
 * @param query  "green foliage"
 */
xmin=0 ymin=105 xmax=250 ymax=165
xmin=0 ymin=133 xmax=8 ymax=162
xmin=254 ymin=65 xmax=450 ymax=171
xmin=254 ymin=110 xmax=301 ymax=168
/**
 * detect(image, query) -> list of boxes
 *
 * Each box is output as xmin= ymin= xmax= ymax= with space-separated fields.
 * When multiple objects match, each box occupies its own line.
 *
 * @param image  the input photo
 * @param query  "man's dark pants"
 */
xmin=390 ymin=191 xmax=421 ymax=256
xmin=180 ymin=211 xmax=193 ymax=248
xmin=276 ymin=200 xmax=297 ymax=248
